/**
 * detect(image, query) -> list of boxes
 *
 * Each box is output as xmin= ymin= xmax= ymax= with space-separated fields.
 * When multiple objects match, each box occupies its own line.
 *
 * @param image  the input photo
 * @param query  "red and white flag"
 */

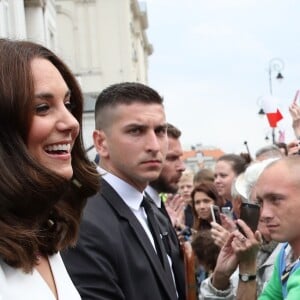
xmin=261 ymin=95 xmax=283 ymax=128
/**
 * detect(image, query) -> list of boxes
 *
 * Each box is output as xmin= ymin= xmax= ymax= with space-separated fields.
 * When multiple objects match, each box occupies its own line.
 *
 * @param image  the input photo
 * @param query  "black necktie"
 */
xmin=142 ymin=196 xmax=178 ymax=298
xmin=159 ymin=199 xmax=172 ymax=224
xmin=141 ymin=196 xmax=166 ymax=268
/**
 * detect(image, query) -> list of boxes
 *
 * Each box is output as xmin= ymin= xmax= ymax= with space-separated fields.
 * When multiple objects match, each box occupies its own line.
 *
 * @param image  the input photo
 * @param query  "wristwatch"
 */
xmin=239 ymin=273 xmax=256 ymax=282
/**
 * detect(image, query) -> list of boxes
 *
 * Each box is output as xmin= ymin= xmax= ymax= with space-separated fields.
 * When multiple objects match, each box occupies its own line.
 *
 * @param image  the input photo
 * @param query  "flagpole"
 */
xmin=271 ymin=128 xmax=275 ymax=144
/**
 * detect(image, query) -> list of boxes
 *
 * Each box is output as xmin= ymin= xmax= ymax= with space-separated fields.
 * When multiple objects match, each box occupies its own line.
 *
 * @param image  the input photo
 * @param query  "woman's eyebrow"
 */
xmin=34 ymin=89 xmax=71 ymax=100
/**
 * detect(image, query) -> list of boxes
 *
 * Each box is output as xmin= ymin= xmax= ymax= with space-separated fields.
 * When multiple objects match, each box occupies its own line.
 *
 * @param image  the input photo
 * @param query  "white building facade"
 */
xmin=0 ymin=0 xmax=152 ymax=158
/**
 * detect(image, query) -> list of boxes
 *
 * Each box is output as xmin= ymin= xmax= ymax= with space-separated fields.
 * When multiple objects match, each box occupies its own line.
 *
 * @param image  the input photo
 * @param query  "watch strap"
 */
xmin=239 ymin=273 xmax=256 ymax=282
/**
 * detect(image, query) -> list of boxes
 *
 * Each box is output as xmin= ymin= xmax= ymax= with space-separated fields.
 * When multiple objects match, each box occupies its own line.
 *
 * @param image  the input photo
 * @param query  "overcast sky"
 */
xmin=143 ymin=0 xmax=300 ymax=156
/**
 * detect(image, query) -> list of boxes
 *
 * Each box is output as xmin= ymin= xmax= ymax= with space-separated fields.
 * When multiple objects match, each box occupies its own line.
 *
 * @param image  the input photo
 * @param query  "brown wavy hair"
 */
xmin=191 ymin=181 xmax=223 ymax=230
xmin=0 ymin=39 xmax=100 ymax=272
xmin=191 ymin=229 xmax=220 ymax=273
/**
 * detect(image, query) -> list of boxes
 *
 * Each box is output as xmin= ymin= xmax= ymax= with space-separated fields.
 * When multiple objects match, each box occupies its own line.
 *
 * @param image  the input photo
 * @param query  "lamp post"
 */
xmin=268 ymin=58 xmax=284 ymax=144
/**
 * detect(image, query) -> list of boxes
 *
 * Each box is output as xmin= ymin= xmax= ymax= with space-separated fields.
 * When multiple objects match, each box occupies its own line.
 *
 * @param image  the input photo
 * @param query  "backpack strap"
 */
xmin=279 ymin=243 xmax=288 ymax=298
xmin=279 ymin=243 xmax=300 ymax=298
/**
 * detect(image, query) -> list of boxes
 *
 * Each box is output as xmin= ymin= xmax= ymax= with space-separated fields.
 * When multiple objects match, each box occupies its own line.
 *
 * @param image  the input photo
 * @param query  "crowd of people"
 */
xmin=1 ymin=37 xmax=300 ymax=300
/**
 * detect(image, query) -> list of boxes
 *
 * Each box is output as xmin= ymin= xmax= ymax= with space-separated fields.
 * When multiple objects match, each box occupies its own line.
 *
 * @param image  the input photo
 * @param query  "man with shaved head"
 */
xmin=233 ymin=156 xmax=300 ymax=299
xmin=253 ymin=156 xmax=300 ymax=299
xmin=201 ymin=157 xmax=300 ymax=300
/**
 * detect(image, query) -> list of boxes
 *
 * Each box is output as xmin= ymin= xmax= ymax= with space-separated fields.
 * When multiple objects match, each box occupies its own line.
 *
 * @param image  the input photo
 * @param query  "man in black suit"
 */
xmin=62 ymin=82 xmax=182 ymax=299
xmin=146 ymin=123 xmax=186 ymax=298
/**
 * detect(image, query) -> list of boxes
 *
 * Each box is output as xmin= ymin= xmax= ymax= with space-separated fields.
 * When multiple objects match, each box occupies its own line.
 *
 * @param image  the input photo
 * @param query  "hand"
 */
xmin=289 ymin=102 xmax=300 ymax=137
xmin=212 ymin=219 xmax=261 ymax=290
xmin=210 ymin=222 xmax=230 ymax=248
xmin=211 ymin=232 xmax=239 ymax=290
xmin=287 ymin=140 xmax=300 ymax=156
xmin=231 ymin=219 xmax=261 ymax=273
xmin=165 ymin=193 xmax=185 ymax=228
xmin=220 ymin=213 xmax=237 ymax=232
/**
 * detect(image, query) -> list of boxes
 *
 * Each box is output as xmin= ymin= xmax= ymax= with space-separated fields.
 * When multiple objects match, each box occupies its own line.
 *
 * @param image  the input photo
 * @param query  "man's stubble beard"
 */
xmin=150 ymin=176 xmax=178 ymax=194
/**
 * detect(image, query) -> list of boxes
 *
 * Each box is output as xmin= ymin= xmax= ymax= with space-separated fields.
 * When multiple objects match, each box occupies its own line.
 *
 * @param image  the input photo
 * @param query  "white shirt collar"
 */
xmin=99 ymin=167 xmax=144 ymax=211
xmin=145 ymin=185 xmax=162 ymax=208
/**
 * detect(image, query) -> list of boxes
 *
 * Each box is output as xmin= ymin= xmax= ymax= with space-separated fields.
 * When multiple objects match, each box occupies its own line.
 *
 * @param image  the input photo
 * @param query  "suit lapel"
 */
xmin=100 ymin=180 xmax=177 ymax=300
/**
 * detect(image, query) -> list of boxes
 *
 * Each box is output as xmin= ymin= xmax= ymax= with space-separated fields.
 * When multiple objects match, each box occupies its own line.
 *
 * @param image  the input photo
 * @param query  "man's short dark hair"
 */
xmin=95 ymin=82 xmax=163 ymax=129
xmin=167 ymin=123 xmax=181 ymax=139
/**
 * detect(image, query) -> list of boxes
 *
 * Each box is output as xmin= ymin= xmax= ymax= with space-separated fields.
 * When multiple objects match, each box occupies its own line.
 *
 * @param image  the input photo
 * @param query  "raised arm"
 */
xmin=234 ymin=220 xmax=260 ymax=300
xmin=289 ymin=99 xmax=300 ymax=138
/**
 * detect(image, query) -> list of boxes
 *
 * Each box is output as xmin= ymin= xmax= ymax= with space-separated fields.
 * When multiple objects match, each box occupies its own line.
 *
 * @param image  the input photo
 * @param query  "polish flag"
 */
xmin=261 ymin=95 xmax=283 ymax=128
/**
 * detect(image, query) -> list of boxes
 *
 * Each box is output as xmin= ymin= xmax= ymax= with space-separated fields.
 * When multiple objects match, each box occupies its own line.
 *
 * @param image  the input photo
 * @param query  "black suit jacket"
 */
xmin=62 ymin=179 xmax=184 ymax=300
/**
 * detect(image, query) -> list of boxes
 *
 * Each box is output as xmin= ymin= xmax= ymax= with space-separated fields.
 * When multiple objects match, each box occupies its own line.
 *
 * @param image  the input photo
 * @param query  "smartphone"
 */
xmin=221 ymin=206 xmax=233 ymax=220
xmin=210 ymin=204 xmax=221 ymax=224
xmin=238 ymin=203 xmax=260 ymax=236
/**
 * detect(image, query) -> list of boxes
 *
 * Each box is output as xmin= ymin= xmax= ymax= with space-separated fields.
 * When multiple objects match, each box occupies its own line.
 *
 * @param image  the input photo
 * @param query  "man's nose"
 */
xmin=145 ymin=131 xmax=161 ymax=152
xmin=260 ymin=204 xmax=273 ymax=222
xmin=177 ymin=160 xmax=186 ymax=172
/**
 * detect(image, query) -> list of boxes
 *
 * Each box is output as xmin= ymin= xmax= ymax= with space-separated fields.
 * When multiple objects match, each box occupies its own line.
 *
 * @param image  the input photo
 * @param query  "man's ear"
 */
xmin=93 ymin=130 xmax=109 ymax=158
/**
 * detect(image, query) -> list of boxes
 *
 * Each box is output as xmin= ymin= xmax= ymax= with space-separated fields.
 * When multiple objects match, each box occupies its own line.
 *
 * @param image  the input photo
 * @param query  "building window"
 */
xmin=0 ymin=0 xmax=10 ymax=37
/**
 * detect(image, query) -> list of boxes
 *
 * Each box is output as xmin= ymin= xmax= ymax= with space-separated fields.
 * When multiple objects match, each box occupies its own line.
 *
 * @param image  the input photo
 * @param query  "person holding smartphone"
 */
xmin=186 ymin=182 xmax=224 ymax=290
xmin=200 ymin=159 xmax=283 ymax=299
xmin=236 ymin=156 xmax=300 ymax=300
xmin=191 ymin=182 xmax=223 ymax=231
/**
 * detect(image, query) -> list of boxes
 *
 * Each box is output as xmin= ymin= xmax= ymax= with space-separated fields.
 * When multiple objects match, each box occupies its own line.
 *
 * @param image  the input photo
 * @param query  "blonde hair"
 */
xmin=179 ymin=170 xmax=194 ymax=183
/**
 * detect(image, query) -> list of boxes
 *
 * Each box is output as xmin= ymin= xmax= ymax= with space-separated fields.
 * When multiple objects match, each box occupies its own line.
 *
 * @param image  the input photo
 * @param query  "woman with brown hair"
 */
xmin=214 ymin=154 xmax=248 ymax=209
xmin=191 ymin=181 xmax=223 ymax=231
xmin=0 ymin=38 xmax=99 ymax=299
xmin=182 ymin=182 xmax=223 ymax=297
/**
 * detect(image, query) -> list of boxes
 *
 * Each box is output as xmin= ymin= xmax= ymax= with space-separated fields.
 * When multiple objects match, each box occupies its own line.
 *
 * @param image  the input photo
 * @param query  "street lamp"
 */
xmin=268 ymin=58 xmax=284 ymax=144
xmin=258 ymin=108 xmax=265 ymax=116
